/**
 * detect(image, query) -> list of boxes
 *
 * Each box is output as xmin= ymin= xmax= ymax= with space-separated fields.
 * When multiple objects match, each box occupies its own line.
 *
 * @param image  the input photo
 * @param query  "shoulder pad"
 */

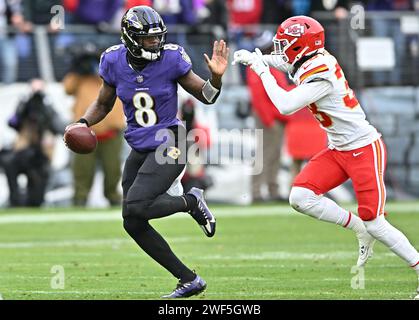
xmin=163 ymin=43 xmax=191 ymax=65
xmin=100 ymin=44 xmax=124 ymax=64
xmin=294 ymin=53 xmax=335 ymax=85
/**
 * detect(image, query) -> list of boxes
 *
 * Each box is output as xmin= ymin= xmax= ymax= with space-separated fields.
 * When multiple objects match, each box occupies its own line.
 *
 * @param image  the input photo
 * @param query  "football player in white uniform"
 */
xmin=233 ymin=16 xmax=419 ymax=298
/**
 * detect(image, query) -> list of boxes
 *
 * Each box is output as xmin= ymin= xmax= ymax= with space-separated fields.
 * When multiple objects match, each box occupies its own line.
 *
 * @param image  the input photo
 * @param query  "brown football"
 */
xmin=64 ymin=125 xmax=97 ymax=154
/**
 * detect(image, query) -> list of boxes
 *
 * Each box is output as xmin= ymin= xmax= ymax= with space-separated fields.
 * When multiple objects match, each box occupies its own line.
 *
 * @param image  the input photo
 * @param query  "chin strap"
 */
xmin=291 ymin=46 xmax=310 ymax=66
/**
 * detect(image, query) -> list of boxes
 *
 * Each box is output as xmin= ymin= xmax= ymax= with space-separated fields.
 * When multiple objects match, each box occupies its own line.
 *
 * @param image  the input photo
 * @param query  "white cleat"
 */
xmin=356 ymin=231 xmax=376 ymax=267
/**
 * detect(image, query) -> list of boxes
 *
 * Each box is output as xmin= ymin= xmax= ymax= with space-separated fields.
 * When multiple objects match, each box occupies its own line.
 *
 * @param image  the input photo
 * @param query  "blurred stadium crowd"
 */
xmin=0 ymin=0 xmax=418 ymax=207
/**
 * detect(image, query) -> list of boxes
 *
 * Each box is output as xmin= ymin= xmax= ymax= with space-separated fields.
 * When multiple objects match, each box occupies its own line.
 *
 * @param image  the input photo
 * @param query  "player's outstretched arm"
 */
xmin=178 ymin=40 xmax=229 ymax=105
xmin=232 ymin=49 xmax=290 ymax=72
xmin=204 ymin=39 xmax=229 ymax=88
xmin=66 ymin=81 xmax=117 ymax=130
xmin=249 ymin=48 xmax=333 ymax=115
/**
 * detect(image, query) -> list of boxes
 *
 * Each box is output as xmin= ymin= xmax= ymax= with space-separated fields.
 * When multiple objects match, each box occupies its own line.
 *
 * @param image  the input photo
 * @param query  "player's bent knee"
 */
xmin=289 ymin=186 xmax=318 ymax=213
xmin=126 ymin=199 xmax=153 ymax=219
xmin=358 ymin=205 xmax=376 ymax=221
xmin=123 ymin=218 xmax=135 ymax=235
xmin=123 ymin=216 xmax=149 ymax=236
xmin=363 ymin=215 xmax=388 ymax=241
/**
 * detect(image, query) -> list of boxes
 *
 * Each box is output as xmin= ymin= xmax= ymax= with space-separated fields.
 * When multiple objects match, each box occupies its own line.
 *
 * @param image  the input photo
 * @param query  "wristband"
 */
xmin=202 ymin=80 xmax=220 ymax=103
xmin=77 ymin=118 xmax=89 ymax=127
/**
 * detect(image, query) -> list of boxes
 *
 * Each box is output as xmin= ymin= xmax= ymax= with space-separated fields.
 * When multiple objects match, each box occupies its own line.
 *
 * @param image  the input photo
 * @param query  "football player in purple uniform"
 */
xmin=64 ymin=6 xmax=229 ymax=298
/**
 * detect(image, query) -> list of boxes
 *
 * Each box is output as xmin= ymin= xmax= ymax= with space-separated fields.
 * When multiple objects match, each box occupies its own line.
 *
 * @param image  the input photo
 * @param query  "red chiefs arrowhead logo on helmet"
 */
xmin=284 ymin=23 xmax=305 ymax=37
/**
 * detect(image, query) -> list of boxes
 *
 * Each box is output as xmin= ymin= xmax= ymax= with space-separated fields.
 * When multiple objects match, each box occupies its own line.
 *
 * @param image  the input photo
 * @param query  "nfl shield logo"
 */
xmin=136 ymin=75 xmax=144 ymax=83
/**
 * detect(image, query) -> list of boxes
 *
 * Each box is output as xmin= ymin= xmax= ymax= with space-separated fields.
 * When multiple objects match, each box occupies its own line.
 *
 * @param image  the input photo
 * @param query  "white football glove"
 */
xmin=231 ymin=49 xmax=254 ymax=66
xmin=249 ymin=48 xmax=270 ymax=77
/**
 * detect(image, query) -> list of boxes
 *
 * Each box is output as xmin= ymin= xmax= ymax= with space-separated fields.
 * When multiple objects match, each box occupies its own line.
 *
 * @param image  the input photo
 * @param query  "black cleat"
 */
xmin=187 ymin=187 xmax=216 ymax=237
xmin=162 ymin=275 xmax=207 ymax=298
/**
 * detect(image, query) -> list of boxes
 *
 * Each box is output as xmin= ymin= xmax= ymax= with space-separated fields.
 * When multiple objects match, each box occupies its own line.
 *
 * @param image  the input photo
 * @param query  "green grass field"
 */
xmin=0 ymin=202 xmax=418 ymax=300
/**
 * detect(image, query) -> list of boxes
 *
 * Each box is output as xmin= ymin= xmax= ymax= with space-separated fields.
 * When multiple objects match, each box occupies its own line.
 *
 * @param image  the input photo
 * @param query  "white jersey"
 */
xmin=289 ymin=52 xmax=380 ymax=151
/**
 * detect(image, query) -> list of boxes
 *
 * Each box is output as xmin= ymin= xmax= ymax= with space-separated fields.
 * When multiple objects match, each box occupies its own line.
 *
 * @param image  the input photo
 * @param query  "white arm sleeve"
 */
xmin=259 ymin=72 xmax=333 ymax=115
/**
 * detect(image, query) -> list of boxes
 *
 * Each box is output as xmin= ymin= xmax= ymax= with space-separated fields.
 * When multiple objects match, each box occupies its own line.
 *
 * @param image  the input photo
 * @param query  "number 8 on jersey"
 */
xmin=133 ymin=92 xmax=157 ymax=127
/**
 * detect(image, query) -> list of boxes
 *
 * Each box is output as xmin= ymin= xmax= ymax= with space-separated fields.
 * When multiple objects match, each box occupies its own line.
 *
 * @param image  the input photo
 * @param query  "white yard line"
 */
xmin=0 ymin=238 xmax=131 ymax=248
xmin=0 ymin=202 xmax=417 ymax=225
xmin=195 ymin=251 xmax=399 ymax=261
xmin=0 ymin=208 xmax=288 ymax=224
xmin=0 ymin=212 xmax=122 ymax=224
xmin=0 ymin=236 xmax=193 ymax=249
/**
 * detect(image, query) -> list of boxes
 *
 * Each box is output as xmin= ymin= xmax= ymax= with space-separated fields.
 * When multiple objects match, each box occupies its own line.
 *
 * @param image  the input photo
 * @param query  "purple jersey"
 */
xmin=99 ymin=44 xmax=192 ymax=151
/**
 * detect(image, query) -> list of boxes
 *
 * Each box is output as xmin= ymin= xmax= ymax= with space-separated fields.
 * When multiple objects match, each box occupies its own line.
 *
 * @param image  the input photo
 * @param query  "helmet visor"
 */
xmin=124 ymin=26 xmax=167 ymax=55
xmin=132 ymin=33 xmax=166 ymax=52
